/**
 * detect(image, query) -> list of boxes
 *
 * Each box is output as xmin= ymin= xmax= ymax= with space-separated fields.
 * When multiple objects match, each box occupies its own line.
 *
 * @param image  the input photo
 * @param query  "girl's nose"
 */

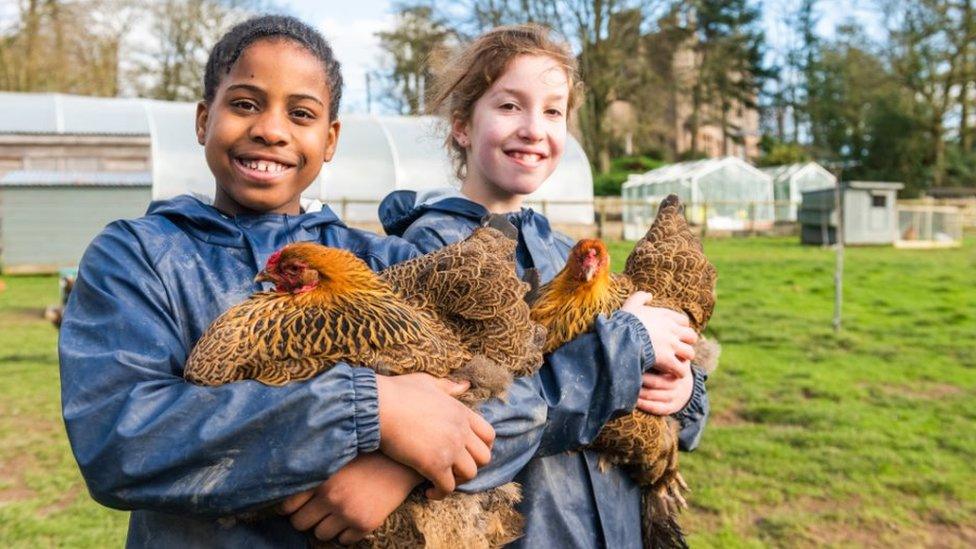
xmin=249 ymin=109 xmax=289 ymax=145
xmin=518 ymin=112 xmax=545 ymax=142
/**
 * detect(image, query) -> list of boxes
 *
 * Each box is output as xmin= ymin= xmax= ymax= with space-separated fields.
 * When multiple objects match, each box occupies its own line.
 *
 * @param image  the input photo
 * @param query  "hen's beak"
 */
xmin=254 ymin=271 xmax=271 ymax=284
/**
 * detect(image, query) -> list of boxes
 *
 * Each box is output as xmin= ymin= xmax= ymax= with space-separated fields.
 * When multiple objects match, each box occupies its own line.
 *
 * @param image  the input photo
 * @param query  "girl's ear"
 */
xmin=195 ymin=101 xmax=209 ymax=145
xmin=451 ymin=117 xmax=470 ymax=148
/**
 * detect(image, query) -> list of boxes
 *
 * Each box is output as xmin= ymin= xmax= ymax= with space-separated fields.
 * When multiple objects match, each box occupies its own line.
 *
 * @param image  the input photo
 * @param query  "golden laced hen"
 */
xmin=528 ymin=194 xmax=716 ymax=549
xmin=184 ymin=224 xmax=544 ymax=548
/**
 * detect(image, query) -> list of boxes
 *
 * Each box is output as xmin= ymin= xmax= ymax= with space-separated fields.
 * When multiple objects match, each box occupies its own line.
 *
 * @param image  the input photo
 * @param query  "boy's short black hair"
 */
xmin=204 ymin=14 xmax=343 ymax=120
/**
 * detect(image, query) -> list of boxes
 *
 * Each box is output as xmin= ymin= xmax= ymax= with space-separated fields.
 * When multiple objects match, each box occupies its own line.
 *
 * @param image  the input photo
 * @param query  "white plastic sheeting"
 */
xmin=761 ymin=162 xmax=836 ymax=221
xmin=622 ymin=156 xmax=774 ymax=238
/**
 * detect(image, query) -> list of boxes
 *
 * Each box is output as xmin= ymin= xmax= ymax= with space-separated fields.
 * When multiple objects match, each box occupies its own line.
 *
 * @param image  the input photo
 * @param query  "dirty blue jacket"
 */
xmin=59 ymin=194 xmax=548 ymax=548
xmin=380 ymin=189 xmax=710 ymax=549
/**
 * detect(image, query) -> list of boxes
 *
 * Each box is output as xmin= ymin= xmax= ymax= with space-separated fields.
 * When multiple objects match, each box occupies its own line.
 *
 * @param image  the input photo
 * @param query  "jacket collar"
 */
xmin=147 ymin=194 xmax=345 ymax=248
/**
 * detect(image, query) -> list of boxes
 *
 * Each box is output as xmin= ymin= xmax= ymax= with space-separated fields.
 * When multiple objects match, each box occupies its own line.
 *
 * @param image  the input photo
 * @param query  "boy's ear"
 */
xmin=195 ymin=101 xmax=209 ymax=145
xmin=451 ymin=118 xmax=469 ymax=148
xmin=322 ymin=119 xmax=341 ymax=162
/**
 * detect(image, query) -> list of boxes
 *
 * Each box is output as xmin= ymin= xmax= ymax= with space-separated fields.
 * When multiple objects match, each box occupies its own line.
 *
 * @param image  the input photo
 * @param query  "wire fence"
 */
xmin=322 ymin=196 xmax=968 ymax=244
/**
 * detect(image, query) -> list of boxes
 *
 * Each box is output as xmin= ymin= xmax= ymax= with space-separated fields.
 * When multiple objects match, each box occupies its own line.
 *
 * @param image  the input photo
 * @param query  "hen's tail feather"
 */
xmin=642 ymin=490 xmax=689 ymax=549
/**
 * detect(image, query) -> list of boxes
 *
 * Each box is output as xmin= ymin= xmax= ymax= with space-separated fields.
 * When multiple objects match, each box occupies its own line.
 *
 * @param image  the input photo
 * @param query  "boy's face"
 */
xmin=196 ymin=39 xmax=340 ymax=216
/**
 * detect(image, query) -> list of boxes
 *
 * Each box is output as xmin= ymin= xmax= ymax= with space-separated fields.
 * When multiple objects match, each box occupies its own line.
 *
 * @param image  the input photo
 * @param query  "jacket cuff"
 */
xmin=351 ymin=367 xmax=381 ymax=453
xmin=672 ymin=366 xmax=707 ymax=425
xmin=614 ymin=310 xmax=656 ymax=372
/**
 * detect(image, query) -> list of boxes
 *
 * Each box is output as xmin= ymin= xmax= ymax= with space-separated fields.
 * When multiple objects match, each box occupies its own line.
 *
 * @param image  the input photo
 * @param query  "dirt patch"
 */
xmin=868 ymin=382 xmax=965 ymax=401
xmin=0 ymin=454 xmax=38 ymax=504
xmin=0 ymin=307 xmax=47 ymax=322
xmin=36 ymin=484 xmax=83 ymax=518
xmin=710 ymin=406 xmax=749 ymax=427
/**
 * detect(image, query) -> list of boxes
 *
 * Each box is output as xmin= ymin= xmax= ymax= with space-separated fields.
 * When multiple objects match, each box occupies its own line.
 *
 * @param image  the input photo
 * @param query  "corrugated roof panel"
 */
xmin=0 ymin=92 xmax=150 ymax=135
xmin=0 ymin=170 xmax=152 ymax=187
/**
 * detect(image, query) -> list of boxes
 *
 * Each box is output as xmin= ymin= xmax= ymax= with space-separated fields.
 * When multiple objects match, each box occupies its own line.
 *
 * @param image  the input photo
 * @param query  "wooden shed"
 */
xmin=799 ymin=181 xmax=904 ymax=245
xmin=0 ymin=171 xmax=151 ymax=273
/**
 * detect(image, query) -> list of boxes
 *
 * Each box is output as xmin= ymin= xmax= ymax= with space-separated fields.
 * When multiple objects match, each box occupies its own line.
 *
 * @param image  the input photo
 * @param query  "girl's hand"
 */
xmin=376 ymin=373 xmax=494 ymax=499
xmin=278 ymin=452 xmax=423 ymax=544
xmin=621 ymin=291 xmax=697 ymax=376
xmin=635 ymin=366 xmax=694 ymax=416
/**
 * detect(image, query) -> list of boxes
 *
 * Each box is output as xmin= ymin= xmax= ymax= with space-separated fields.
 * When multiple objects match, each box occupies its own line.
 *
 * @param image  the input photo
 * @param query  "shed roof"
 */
xmin=623 ymin=156 xmax=770 ymax=189
xmin=0 ymin=92 xmax=151 ymax=135
xmin=0 ymin=170 xmax=152 ymax=187
xmin=760 ymin=161 xmax=835 ymax=183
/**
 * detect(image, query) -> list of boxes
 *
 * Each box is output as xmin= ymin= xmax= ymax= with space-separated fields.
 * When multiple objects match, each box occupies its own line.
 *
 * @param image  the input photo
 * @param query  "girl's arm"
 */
xmin=59 ymin=224 xmax=487 ymax=517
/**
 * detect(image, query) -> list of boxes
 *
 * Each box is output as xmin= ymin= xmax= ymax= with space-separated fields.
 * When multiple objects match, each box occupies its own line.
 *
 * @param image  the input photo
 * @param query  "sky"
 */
xmin=0 ymin=0 xmax=885 ymax=113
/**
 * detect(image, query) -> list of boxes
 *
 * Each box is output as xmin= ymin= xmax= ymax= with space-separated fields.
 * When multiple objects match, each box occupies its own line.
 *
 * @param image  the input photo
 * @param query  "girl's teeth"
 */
xmin=241 ymin=159 xmax=287 ymax=173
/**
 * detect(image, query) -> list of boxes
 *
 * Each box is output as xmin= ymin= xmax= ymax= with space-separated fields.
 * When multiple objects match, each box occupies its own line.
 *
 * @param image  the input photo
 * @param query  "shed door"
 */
xmin=869 ymin=192 xmax=888 ymax=231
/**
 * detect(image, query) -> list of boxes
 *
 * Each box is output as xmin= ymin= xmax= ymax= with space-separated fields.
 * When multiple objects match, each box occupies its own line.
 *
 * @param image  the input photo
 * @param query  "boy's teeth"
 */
xmin=241 ymin=159 xmax=287 ymax=173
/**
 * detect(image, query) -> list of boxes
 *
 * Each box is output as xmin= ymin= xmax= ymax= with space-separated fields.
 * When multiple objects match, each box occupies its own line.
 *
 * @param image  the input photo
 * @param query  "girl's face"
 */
xmin=195 ymin=39 xmax=340 ymax=216
xmin=454 ymin=54 xmax=570 ymax=211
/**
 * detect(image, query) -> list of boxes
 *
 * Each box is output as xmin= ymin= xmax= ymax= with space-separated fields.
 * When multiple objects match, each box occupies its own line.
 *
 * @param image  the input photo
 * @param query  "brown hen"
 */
xmin=184 ymin=225 xmax=544 ymax=548
xmin=528 ymin=194 xmax=717 ymax=549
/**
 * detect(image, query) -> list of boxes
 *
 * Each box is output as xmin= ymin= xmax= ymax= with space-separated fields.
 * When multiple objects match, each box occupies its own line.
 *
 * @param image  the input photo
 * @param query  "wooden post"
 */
xmin=833 ymin=181 xmax=844 ymax=334
xmin=340 ymin=197 xmax=349 ymax=220
xmin=542 ymin=200 xmax=549 ymax=218
xmin=749 ymin=202 xmax=757 ymax=235
xmin=597 ymin=199 xmax=608 ymax=239
xmin=701 ymin=202 xmax=709 ymax=238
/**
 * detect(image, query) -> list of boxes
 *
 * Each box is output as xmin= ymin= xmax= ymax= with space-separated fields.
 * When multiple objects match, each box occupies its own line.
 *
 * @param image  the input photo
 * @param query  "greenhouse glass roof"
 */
xmin=0 ymin=92 xmax=151 ymax=135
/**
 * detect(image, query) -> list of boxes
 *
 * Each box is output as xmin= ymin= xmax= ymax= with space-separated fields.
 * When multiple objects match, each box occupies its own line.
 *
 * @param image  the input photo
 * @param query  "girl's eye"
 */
xmin=500 ymin=103 xmax=518 ymax=111
xmin=291 ymin=109 xmax=315 ymax=120
xmin=546 ymin=108 xmax=564 ymax=117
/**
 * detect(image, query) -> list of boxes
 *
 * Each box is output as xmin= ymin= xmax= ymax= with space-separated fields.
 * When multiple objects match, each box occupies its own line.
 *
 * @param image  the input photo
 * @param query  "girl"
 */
xmin=380 ymin=25 xmax=709 ymax=548
xmin=60 ymin=15 xmax=544 ymax=547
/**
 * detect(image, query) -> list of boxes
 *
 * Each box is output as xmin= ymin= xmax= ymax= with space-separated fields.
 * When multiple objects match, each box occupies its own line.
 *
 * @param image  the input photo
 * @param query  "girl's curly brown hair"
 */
xmin=427 ymin=24 xmax=583 ymax=180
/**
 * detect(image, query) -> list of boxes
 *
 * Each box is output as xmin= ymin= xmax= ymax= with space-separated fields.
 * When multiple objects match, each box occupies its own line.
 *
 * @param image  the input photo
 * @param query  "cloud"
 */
xmin=317 ymin=15 xmax=395 ymax=114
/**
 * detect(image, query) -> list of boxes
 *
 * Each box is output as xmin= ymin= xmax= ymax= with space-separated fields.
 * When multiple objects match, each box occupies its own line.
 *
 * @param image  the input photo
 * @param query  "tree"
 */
xmin=128 ymin=0 xmax=265 ymax=101
xmin=0 ymin=0 xmax=131 ymax=96
xmin=375 ymin=4 xmax=454 ymax=115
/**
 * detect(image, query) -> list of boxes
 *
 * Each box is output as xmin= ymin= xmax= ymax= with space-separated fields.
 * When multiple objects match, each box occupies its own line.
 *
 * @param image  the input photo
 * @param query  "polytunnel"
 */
xmin=147 ymin=102 xmax=594 ymax=224
xmin=760 ymin=162 xmax=836 ymax=222
xmin=622 ymin=156 xmax=774 ymax=239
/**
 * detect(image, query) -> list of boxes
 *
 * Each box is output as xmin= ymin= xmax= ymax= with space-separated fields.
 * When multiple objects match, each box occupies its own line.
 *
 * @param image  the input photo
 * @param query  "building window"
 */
xmin=872 ymin=194 xmax=886 ymax=208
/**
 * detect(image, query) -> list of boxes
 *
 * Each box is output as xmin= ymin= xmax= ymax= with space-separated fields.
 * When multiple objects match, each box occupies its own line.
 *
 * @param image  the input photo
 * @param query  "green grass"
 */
xmin=1 ymin=237 xmax=974 ymax=547
xmin=608 ymin=236 xmax=976 ymax=547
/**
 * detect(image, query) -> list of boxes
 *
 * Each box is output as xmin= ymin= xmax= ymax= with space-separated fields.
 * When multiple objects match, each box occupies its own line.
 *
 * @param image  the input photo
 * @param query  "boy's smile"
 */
xmin=196 ymin=39 xmax=340 ymax=216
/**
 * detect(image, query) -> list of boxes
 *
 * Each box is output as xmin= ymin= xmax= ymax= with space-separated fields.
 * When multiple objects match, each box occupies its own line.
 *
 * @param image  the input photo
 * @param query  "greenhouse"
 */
xmin=761 ymin=162 xmax=836 ymax=222
xmin=622 ymin=156 xmax=774 ymax=239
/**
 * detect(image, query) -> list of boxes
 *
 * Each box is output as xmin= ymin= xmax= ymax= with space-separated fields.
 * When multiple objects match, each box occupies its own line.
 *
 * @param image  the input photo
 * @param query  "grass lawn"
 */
xmin=1 ymin=235 xmax=974 ymax=547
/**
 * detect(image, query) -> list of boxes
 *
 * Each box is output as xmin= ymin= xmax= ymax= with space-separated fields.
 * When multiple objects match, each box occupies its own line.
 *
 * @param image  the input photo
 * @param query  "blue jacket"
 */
xmin=59 ymin=194 xmax=547 ymax=548
xmin=380 ymin=189 xmax=710 ymax=549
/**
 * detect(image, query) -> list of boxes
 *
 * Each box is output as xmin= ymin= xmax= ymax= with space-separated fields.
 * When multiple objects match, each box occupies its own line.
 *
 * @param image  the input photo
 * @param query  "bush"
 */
xmin=592 ymin=155 xmax=665 ymax=196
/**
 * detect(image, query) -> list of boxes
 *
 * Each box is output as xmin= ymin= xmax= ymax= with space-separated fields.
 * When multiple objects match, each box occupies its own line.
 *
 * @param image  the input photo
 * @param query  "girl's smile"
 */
xmin=455 ymin=54 xmax=570 ymax=213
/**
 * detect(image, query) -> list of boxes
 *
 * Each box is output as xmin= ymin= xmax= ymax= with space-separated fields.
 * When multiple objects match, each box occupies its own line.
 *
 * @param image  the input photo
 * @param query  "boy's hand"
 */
xmin=376 ymin=373 xmax=494 ymax=499
xmin=635 ymin=363 xmax=694 ymax=416
xmin=621 ymin=291 xmax=697 ymax=376
xmin=278 ymin=452 xmax=421 ymax=545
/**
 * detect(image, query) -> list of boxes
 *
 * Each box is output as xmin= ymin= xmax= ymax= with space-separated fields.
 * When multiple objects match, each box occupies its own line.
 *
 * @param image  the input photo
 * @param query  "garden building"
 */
xmin=760 ymin=162 xmax=837 ymax=222
xmin=799 ymin=181 xmax=904 ymax=245
xmin=0 ymin=92 xmax=594 ymax=272
xmin=621 ymin=156 xmax=774 ymax=239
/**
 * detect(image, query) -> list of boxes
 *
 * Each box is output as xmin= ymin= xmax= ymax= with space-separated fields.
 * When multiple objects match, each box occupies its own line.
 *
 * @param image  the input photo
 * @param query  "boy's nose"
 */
xmin=249 ymin=110 xmax=289 ymax=146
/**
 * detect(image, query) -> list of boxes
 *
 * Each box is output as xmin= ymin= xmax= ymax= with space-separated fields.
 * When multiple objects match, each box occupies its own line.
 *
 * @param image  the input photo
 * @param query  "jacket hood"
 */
xmin=146 ymin=194 xmax=343 ymax=248
xmin=379 ymin=188 xmax=491 ymax=237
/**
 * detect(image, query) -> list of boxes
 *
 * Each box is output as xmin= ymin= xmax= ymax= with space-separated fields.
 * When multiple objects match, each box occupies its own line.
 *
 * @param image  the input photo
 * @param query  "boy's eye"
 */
xmin=231 ymin=99 xmax=258 ymax=112
xmin=291 ymin=108 xmax=315 ymax=120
